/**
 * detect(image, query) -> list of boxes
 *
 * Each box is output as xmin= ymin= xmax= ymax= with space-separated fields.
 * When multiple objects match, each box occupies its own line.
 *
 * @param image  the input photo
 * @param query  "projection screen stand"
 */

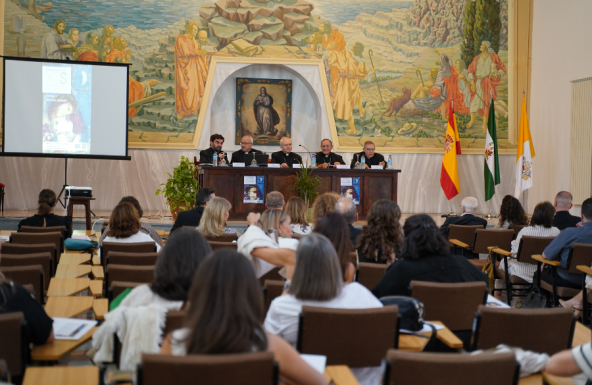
xmin=57 ymin=157 xmax=69 ymax=209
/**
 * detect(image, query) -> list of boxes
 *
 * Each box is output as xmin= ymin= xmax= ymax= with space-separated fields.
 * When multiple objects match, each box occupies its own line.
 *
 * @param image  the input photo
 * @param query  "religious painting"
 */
xmin=1 ymin=0 xmax=524 ymax=153
xmin=235 ymin=78 xmax=292 ymax=147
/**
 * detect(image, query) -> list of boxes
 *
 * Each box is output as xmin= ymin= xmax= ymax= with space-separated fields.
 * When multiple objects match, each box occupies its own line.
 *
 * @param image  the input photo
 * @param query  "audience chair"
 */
xmin=100 ymin=242 xmax=157 ymax=268
xmin=0 ymin=312 xmax=28 ymax=382
xmin=448 ymin=225 xmax=485 ymax=258
xmin=410 ymin=281 xmax=487 ymax=349
xmin=0 ymin=252 xmax=53 ymax=291
xmin=383 ymin=350 xmax=519 ymax=385
xmin=20 ymin=226 xmax=67 ymax=252
xmin=0 ymin=265 xmax=44 ymax=303
xmin=456 ymin=229 xmax=514 ymax=268
xmin=472 ymin=305 xmax=574 ymax=355
xmin=1 ymin=243 xmax=58 ymax=273
xmin=578 ymin=265 xmax=592 ymax=326
xmin=491 ymin=236 xmax=555 ymax=305
xmin=207 ymin=241 xmax=238 ymax=252
xmin=509 ymin=224 xmax=528 ymax=239
xmin=297 ymin=306 xmax=399 ymax=367
xmin=258 ymin=267 xmax=284 ymax=287
xmin=203 ymin=233 xmax=238 ymax=243
xmin=534 ymin=243 xmax=592 ymax=307
xmin=107 ymin=281 xmax=142 ymax=305
xmin=355 ymin=262 xmax=387 ymax=291
xmin=137 ymin=352 xmax=278 ymax=385
xmin=163 ymin=310 xmax=187 ymax=338
xmin=10 ymin=232 xmax=62 ymax=262
xmin=0 ymin=359 xmax=8 ymax=383
xmin=105 ymin=265 xmax=155 ymax=297
xmin=263 ymin=280 xmax=284 ymax=313
xmin=350 ymin=250 xmax=358 ymax=269
xmin=106 ymin=252 xmax=159 ymax=267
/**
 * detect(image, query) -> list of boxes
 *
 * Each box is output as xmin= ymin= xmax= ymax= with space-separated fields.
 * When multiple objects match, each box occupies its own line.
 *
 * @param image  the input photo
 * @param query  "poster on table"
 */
xmin=243 ymin=176 xmax=265 ymax=204
xmin=340 ymin=177 xmax=360 ymax=205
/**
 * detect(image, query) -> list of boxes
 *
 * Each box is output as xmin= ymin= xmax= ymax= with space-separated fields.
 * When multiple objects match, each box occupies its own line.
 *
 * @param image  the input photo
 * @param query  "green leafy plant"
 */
xmin=155 ymin=156 xmax=199 ymax=211
xmin=290 ymin=160 xmax=321 ymax=207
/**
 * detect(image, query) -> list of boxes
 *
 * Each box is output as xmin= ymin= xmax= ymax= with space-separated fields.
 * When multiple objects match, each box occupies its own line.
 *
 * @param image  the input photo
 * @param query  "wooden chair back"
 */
xmin=297 ymin=306 xmax=399 ymax=367
xmin=100 ymin=242 xmax=157 ymax=268
xmin=107 ymin=252 xmax=159 ymax=267
xmin=106 ymin=265 xmax=155 ymax=291
xmin=163 ymin=310 xmax=187 ymax=338
xmin=355 ymin=262 xmax=387 ymax=291
xmin=0 ymin=253 xmax=52 ymax=290
xmin=472 ymin=305 xmax=575 ymax=355
xmin=138 ymin=352 xmax=278 ymax=385
xmin=350 ymin=251 xmax=358 ymax=269
xmin=515 ymin=236 xmax=556 ymax=265
xmin=566 ymin=243 xmax=592 ymax=274
xmin=10 ymin=232 xmax=62 ymax=258
xmin=0 ymin=243 xmax=58 ymax=267
xmin=509 ymin=224 xmax=528 ymax=237
xmin=203 ymin=233 xmax=238 ymax=243
xmin=472 ymin=229 xmax=514 ymax=254
xmin=258 ymin=267 xmax=283 ymax=287
xmin=0 ymin=265 xmax=44 ymax=303
xmin=108 ymin=281 xmax=142 ymax=304
xmin=384 ymin=350 xmax=519 ymax=385
xmin=448 ymin=225 xmax=483 ymax=248
xmin=207 ymin=241 xmax=238 ymax=252
xmin=0 ymin=358 xmax=8 ymax=383
xmin=263 ymin=280 xmax=284 ymax=313
xmin=410 ymin=281 xmax=487 ymax=331
xmin=20 ymin=226 xmax=66 ymax=252
xmin=0 ymin=312 xmax=28 ymax=378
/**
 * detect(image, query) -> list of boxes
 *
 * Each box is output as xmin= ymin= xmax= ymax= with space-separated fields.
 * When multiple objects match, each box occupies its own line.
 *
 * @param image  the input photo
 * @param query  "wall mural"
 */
xmin=2 ymin=0 xmax=513 ymax=152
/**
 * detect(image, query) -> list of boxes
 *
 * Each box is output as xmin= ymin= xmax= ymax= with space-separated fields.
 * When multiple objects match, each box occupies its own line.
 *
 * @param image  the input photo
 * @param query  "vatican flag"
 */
xmin=440 ymin=99 xmax=461 ymax=200
xmin=514 ymin=97 xmax=535 ymax=198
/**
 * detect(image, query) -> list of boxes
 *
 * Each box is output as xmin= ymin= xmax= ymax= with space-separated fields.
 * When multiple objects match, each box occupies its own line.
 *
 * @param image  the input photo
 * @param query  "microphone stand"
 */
xmin=299 ymin=144 xmax=315 ymax=168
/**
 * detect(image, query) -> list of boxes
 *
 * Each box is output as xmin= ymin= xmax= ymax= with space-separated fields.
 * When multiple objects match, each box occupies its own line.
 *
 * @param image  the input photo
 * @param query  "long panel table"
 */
xmin=199 ymin=166 xmax=401 ymax=220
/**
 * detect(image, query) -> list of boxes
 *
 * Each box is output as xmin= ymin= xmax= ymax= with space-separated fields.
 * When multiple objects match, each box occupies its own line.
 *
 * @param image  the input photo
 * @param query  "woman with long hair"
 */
xmin=285 ymin=196 xmax=311 ymax=235
xmin=99 ymin=196 xmax=162 ymax=247
xmin=197 ymin=197 xmax=239 ymax=237
xmin=357 ymin=199 xmax=403 ymax=266
xmin=311 ymin=192 xmax=341 ymax=226
xmin=18 ymin=189 xmax=72 ymax=237
xmin=161 ymin=250 xmax=326 ymax=385
xmin=102 ymin=202 xmax=161 ymax=252
xmin=313 ymin=212 xmax=355 ymax=283
xmin=372 ymin=215 xmax=488 ymax=297
xmin=495 ymin=195 xmax=529 ymax=229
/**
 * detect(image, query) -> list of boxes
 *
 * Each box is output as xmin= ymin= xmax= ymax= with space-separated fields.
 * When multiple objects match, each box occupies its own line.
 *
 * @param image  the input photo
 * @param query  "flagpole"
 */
xmin=484 ymin=90 xmax=496 ymax=219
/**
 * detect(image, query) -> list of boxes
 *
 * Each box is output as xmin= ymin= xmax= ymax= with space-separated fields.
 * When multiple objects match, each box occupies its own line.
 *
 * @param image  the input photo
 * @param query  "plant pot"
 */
xmin=168 ymin=199 xmax=193 ymax=221
xmin=307 ymin=207 xmax=314 ymax=223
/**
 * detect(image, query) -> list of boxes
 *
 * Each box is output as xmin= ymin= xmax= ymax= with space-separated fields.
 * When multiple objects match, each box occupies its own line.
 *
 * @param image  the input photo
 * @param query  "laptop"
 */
xmin=255 ymin=154 xmax=268 ymax=166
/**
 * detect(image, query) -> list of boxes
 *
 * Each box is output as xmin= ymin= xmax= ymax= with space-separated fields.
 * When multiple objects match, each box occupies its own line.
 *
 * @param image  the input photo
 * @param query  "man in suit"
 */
xmin=439 ymin=196 xmax=488 ymax=236
xmin=169 ymin=187 xmax=215 ymax=233
xmin=553 ymin=191 xmax=582 ymax=230
xmin=271 ymin=137 xmax=302 ymax=168
xmin=350 ymin=141 xmax=385 ymax=169
xmin=231 ymin=135 xmax=262 ymax=164
xmin=315 ymin=139 xmax=344 ymax=168
xmin=335 ymin=197 xmax=361 ymax=247
xmin=199 ymin=134 xmax=229 ymax=164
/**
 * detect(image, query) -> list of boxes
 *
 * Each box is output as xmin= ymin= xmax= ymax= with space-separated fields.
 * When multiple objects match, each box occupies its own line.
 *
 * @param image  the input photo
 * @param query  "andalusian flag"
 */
xmin=484 ymin=98 xmax=500 ymax=201
xmin=514 ymin=97 xmax=535 ymax=197
xmin=440 ymin=100 xmax=461 ymax=200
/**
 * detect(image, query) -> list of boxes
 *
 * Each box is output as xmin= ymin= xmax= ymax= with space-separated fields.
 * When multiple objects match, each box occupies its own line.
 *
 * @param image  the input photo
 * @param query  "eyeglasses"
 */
xmin=240 ymin=142 xmax=253 ymax=145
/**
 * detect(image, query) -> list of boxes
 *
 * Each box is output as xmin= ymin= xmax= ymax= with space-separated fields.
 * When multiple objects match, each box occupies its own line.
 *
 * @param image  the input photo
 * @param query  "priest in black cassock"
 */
xmin=271 ymin=137 xmax=302 ymax=168
xmin=231 ymin=135 xmax=262 ymax=164
xmin=350 ymin=140 xmax=385 ymax=169
xmin=199 ymin=134 xmax=229 ymax=164
xmin=315 ymin=139 xmax=344 ymax=168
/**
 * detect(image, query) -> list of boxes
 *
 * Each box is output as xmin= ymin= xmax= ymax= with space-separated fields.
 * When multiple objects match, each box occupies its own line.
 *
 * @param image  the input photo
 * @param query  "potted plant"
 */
xmin=155 ymin=156 xmax=199 ymax=220
xmin=290 ymin=160 xmax=321 ymax=211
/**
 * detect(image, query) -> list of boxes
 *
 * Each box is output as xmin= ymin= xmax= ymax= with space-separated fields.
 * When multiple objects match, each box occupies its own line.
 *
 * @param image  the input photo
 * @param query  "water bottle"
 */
xmin=361 ymin=155 xmax=365 ymax=169
xmin=251 ymin=157 xmax=258 ymax=167
xmin=387 ymin=155 xmax=393 ymax=170
xmin=311 ymin=153 xmax=316 ymax=168
xmin=213 ymin=151 xmax=218 ymax=167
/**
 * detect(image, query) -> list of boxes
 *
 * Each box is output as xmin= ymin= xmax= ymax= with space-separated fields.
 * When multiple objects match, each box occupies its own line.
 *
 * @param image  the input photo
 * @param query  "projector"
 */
xmin=65 ymin=186 xmax=93 ymax=198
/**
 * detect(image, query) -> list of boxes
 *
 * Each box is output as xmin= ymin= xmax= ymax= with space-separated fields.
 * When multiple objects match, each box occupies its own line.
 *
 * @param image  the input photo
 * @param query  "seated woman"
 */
xmin=102 ymin=202 xmax=161 ymax=253
xmin=197 ymin=197 xmax=239 ymax=237
xmin=119 ymin=228 xmax=211 ymax=310
xmin=313 ymin=212 xmax=356 ymax=283
xmin=285 ymin=197 xmax=312 ymax=235
xmin=311 ymin=192 xmax=341 ymax=226
xmin=0 ymin=243 xmax=54 ymax=345
xmin=499 ymin=201 xmax=560 ymax=284
xmin=18 ymin=189 xmax=72 ymax=237
xmin=238 ymin=209 xmax=297 ymax=278
xmin=494 ymin=195 xmax=530 ymax=229
xmin=357 ymin=199 xmax=403 ymax=267
xmin=161 ymin=250 xmax=326 ymax=385
xmin=372 ymin=214 xmax=489 ymax=297
xmin=99 ymin=196 xmax=162 ymax=247
xmin=264 ymin=233 xmax=382 ymax=346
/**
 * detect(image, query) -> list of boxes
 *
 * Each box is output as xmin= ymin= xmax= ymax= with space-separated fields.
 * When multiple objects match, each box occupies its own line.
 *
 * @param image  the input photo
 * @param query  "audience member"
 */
xmin=494 ymin=195 xmax=529 ymax=229
xmin=0 ymin=242 xmax=54 ymax=345
xmin=18 ymin=189 xmax=72 ymax=237
xmin=311 ymin=192 xmax=341 ymax=226
xmin=161 ymin=250 xmax=326 ymax=385
xmin=357 ymin=199 xmax=403 ymax=266
xmin=372 ymin=214 xmax=488 ymax=297
xmin=334 ymin=197 xmax=361 ymax=246
xmin=553 ymin=191 xmax=582 ymax=230
xmin=439 ymin=196 xmax=487 ymax=236
xmin=102 ymin=202 xmax=161 ymax=252
xmin=313 ymin=212 xmax=355 ymax=283
xmin=238 ymin=209 xmax=297 ymax=278
xmin=546 ymin=343 xmax=592 ymax=380
xmin=540 ymin=197 xmax=592 ymax=289
xmin=119 ymin=228 xmax=211 ymax=309
xmin=499 ymin=201 xmax=560 ymax=283
xmin=285 ymin=197 xmax=311 ymax=235
xmin=265 ymin=191 xmax=285 ymax=209
xmin=99 ymin=196 xmax=162 ymax=246
xmin=197 ymin=197 xmax=239 ymax=236
xmin=264 ymin=233 xmax=382 ymax=346
xmin=170 ymin=187 xmax=215 ymax=233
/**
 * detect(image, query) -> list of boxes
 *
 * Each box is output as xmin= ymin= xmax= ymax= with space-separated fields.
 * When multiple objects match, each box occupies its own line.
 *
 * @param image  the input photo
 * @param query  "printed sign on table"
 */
xmin=243 ymin=176 xmax=265 ymax=204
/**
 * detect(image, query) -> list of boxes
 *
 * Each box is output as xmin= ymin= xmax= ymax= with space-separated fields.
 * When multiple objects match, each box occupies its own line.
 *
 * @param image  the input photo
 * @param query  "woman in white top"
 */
xmin=120 ymin=228 xmax=212 ymax=310
xmin=160 ymin=249 xmax=326 ymax=385
xmin=196 ymin=197 xmax=239 ymax=236
xmin=102 ymin=202 xmax=161 ymax=253
xmin=285 ymin=197 xmax=312 ymax=235
xmin=500 ymin=201 xmax=560 ymax=283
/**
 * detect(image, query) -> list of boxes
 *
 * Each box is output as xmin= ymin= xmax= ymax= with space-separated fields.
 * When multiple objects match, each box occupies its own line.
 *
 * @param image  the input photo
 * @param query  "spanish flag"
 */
xmin=514 ymin=97 xmax=535 ymax=197
xmin=440 ymin=100 xmax=461 ymax=200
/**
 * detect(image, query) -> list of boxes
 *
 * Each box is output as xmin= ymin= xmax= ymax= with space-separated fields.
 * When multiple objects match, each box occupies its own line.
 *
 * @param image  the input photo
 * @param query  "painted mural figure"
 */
xmin=98 ymin=25 xmax=115 ymax=62
xmin=60 ymin=28 xmax=81 ymax=60
xmin=324 ymin=42 xmax=375 ymax=135
xmin=197 ymin=30 xmax=217 ymax=66
xmin=74 ymin=32 xmax=100 ymax=62
xmin=466 ymin=41 xmax=507 ymax=130
xmin=40 ymin=20 xmax=68 ymax=59
xmin=433 ymin=53 xmax=470 ymax=120
xmin=253 ymin=87 xmax=280 ymax=137
xmin=174 ymin=22 xmax=209 ymax=120
xmin=319 ymin=21 xmax=346 ymax=99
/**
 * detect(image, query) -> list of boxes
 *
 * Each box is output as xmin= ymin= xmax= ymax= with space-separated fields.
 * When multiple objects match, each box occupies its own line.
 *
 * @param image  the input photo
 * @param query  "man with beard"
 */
xmin=74 ymin=32 xmax=100 ymax=62
xmin=199 ymin=134 xmax=229 ymax=164
xmin=40 ymin=20 xmax=68 ymax=59
xmin=60 ymin=28 xmax=82 ymax=60
xmin=98 ymin=25 xmax=115 ymax=62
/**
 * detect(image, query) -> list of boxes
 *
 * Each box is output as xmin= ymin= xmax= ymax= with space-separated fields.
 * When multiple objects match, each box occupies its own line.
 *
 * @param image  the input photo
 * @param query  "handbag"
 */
xmin=378 ymin=295 xmax=425 ymax=331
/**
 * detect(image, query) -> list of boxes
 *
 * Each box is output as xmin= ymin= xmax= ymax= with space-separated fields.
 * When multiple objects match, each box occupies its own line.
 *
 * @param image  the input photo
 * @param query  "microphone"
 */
xmin=299 ymin=144 xmax=315 ymax=167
